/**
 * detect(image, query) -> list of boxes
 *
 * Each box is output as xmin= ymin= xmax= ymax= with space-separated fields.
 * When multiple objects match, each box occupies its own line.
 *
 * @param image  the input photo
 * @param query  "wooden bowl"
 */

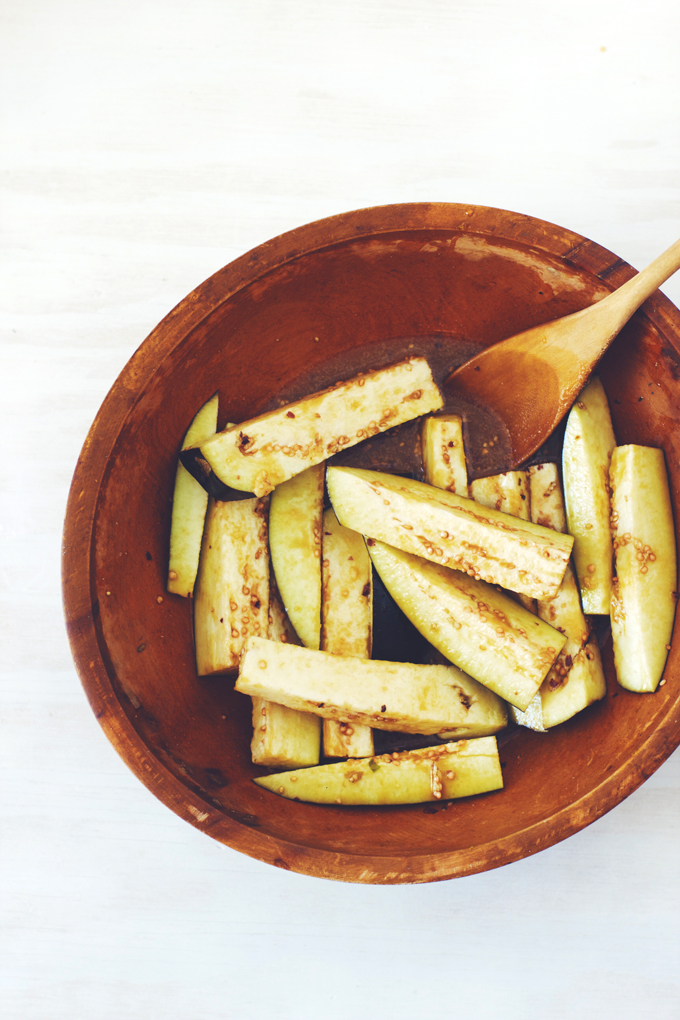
xmin=63 ymin=203 xmax=680 ymax=884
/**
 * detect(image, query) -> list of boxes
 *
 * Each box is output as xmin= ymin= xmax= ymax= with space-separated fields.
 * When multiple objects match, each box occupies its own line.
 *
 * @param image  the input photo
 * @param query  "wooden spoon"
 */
xmin=446 ymin=237 xmax=680 ymax=470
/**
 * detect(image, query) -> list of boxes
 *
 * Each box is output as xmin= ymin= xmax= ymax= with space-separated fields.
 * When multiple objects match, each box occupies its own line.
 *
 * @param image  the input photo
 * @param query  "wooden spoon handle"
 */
xmin=541 ymin=236 xmax=680 ymax=368
xmin=597 ymin=236 xmax=680 ymax=332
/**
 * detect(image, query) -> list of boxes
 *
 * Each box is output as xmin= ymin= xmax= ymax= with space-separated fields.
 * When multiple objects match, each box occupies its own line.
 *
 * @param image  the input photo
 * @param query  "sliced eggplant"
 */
xmin=320 ymin=508 xmax=374 ymax=758
xmin=251 ymin=575 xmax=321 ymax=768
xmin=327 ymin=466 xmax=573 ymax=601
xmin=193 ymin=496 xmax=269 ymax=675
xmin=269 ymin=463 xmax=325 ymax=650
xmin=512 ymin=463 xmax=605 ymax=730
xmin=167 ymin=394 xmax=219 ymax=596
xmin=540 ymin=637 xmax=606 ymax=727
xmin=470 ymin=470 xmax=535 ymax=613
xmin=421 ymin=414 xmax=468 ymax=495
xmin=320 ymin=508 xmax=373 ymax=659
xmin=178 ymin=446 xmax=256 ymax=501
xmin=236 ymin=637 xmax=508 ymax=737
xmin=250 ymin=698 xmax=321 ymax=769
xmin=610 ymin=444 xmax=676 ymax=692
xmin=254 ymin=736 xmax=503 ymax=805
xmin=367 ymin=540 xmax=563 ymax=711
xmin=528 ymin=462 xmax=567 ymax=533
xmin=470 ymin=470 xmax=530 ymax=519
xmin=562 ymin=377 xmax=616 ymax=613
xmin=198 ymin=357 xmax=443 ymax=496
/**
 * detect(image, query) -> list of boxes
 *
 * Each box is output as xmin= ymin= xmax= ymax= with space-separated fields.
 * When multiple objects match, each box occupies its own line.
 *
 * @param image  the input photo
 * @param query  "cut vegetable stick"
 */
xmin=536 ymin=564 xmax=590 ymax=657
xmin=199 ymin=357 xmax=443 ymax=496
xmin=320 ymin=509 xmax=372 ymax=658
xmin=367 ymin=540 xmax=563 ymax=711
xmin=562 ymin=377 xmax=616 ymax=613
xmin=323 ymin=719 xmax=372 ymax=759
xmin=511 ymin=463 xmax=605 ymax=730
xmin=426 ymin=430 xmax=540 ymax=661
xmin=421 ymin=415 xmax=468 ymax=495
xmin=251 ymin=575 xmax=321 ymax=768
xmin=250 ymin=698 xmax=321 ymax=768
xmin=269 ymin=463 xmax=325 ymax=650
xmin=267 ymin=572 xmax=300 ymax=647
xmin=327 ymin=467 xmax=573 ymax=601
xmin=610 ymin=445 xmax=677 ymax=692
xmin=236 ymin=637 xmax=508 ymax=737
xmin=320 ymin=508 xmax=374 ymax=758
xmin=531 ymin=464 xmax=589 ymax=659
xmin=529 ymin=463 xmax=567 ymax=533
xmin=470 ymin=469 xmax=548 ymax=724
xmin=470 ymin=471 xmax=530 ymax=519
xmin=254 ymin=736 xmax=503 ymax=805
xmin=425 ymin=446 xmax=545 ymax=713
xmin=528 ymin=566 xmax=603 ymax=729
xmin=470 ymin=470 xmax=535 ymax=613
xmin=193 ymin=497 xmax=269 ymax=675
xmin=540 ymin=637 xmax=606 ymax=727
xmin=167 ymin=394 xmax=219 ymax=597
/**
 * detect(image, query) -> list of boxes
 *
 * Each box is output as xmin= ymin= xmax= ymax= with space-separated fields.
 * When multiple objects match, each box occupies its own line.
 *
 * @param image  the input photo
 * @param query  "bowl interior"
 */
xmin=65 ymin=204 xmax=680 ymax=882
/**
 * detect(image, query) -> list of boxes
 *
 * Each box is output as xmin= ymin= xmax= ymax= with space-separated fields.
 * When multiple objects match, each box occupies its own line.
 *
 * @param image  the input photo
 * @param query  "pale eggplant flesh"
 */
xmin=250 ymin=575 xmax=321 ymax=768
xmin=367 ymin=540 xmax=564 ymax=711
xmin=193 ymin=497 xmax=270 ymax=675
xmin=610 ymin=444 xmax=677 ymax=692
xmin=167 ymin=393 xmax=220 ymax=596
xmin=269 ymin=463 xmax=325 ymax=651
xmin=327 ymin=467 xmax=574 ymax=601
xmin=320 ymin=508 xmax=374 ymax=758
xmin=562 ymin=377 xmax=616 ymax=614
xmin=254 ymin=737 xmax=503 ymax=805
xmin=199 ymin=357 xmax=443 ymax=497
xmin=512 ymin=463 xmax=606 ymax=730
xmin=236 ymin=637 xmax=508 ymax=737
xmin=421 ymin=414 xmax=469 ymax=496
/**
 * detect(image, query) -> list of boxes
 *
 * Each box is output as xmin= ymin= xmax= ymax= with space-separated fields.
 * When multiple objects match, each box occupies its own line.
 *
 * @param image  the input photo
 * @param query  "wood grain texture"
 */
xmin=63 ymin=204 xmax=680 ymax=883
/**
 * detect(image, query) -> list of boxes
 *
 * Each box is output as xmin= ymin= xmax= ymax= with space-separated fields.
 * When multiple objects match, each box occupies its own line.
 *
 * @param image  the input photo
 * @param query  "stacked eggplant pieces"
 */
xmin=562 ymin=378 xmax=676 ymax=695
xmin=166 ymin=360 xmax=675 ymax=807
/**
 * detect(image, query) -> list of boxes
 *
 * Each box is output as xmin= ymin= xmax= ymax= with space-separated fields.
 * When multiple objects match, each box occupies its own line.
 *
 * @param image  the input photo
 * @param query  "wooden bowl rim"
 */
xmin=62 ymin=202 xmax=680 ymax=884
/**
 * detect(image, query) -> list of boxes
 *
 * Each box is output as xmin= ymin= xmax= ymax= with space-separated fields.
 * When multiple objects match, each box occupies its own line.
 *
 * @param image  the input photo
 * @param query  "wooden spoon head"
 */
xmin=445 ymin=308 xmax=601 ymax=470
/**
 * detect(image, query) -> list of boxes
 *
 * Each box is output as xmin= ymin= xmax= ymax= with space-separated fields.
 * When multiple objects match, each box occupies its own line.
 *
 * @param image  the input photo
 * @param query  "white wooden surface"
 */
xmin=2 ymin=1 xmax=679 ymax=1017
